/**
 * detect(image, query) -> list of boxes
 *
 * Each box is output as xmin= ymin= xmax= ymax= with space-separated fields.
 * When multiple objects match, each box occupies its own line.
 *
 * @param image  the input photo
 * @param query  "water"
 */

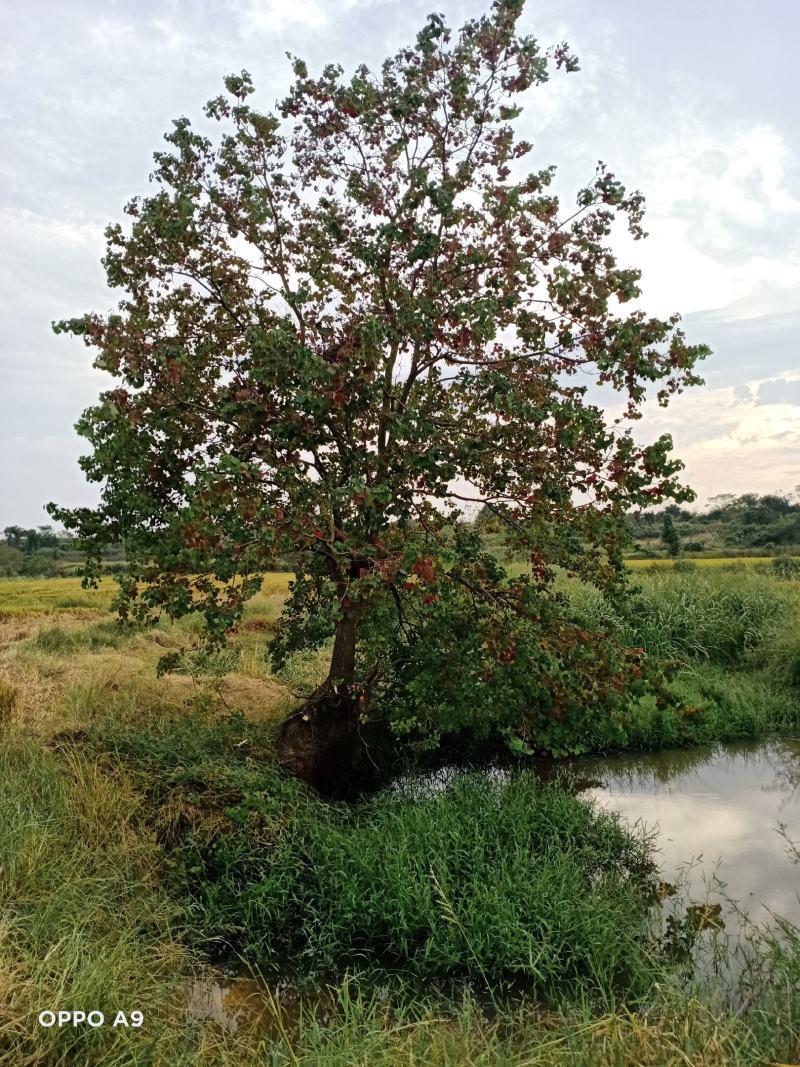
xmin=187 ymin=975 xmax=338 ymax=1035
xmin=563 ymin=739 xmax=800 ymax=928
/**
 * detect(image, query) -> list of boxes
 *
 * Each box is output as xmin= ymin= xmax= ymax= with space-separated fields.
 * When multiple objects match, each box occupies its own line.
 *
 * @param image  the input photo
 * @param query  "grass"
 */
xmin=560 ymin=567 xmax=800 ymax=751
xmin=0 ymin=573 xmax=309 ymax=735
xmin=185 ymin=975 xmax=800 ymax=1066
xmin=101 ymin=710 xmax=661 ymax=1001
xmin=0 ymin=738 xmax=193 ymax=1065
xmin=565 ymin=568 xmax=794 ymax=666
xmin=625 ymin=556 xmax=775 ymax=569
xmin=0 ymin=573 xmax=292 ymax=615
xmin=0 ymin=568 xmax=799 ymax=1063
xmin=3 ymin=726 xmax=800 ymax=1066
xmin=0 ymin=577 xmax=115 ymax=614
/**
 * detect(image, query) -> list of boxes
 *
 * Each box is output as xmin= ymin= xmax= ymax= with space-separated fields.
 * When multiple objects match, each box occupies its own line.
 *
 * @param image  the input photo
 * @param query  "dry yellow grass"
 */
xmin=0 ymin=577 xmax=115 ymax=614
xmin=0 ymin=573 xmax=310 ymax=738
xmin=0 ymin=572 xmax=293 ymax=615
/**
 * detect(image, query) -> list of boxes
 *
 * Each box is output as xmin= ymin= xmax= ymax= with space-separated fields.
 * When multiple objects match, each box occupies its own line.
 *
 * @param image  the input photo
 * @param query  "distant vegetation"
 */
xmin=626 ymin=491 xmax=800 ymax=557
xmin=0 ymin=525 xmax=125 ymax=578
xmin=3 ymin=490 xmax=797 ymax=583
xmin=474 ymin=490 xmax=800 ymax=565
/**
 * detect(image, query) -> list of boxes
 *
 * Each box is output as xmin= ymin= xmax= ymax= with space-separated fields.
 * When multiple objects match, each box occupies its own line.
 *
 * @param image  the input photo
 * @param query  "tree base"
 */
xmin=276 ymin=688 xmax=377 ymax=798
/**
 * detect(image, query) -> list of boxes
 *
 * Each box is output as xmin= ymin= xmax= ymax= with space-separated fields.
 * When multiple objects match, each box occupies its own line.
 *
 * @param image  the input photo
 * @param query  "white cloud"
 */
xmin=628 ymin=381 xmax=800 ymax=505
xmin=231 ymin=0 xmax=339 ymax=34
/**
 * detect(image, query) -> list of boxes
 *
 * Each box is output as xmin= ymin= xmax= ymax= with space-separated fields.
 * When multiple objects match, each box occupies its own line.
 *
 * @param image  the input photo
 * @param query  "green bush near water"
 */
xmin=215 ymin=777 xmax=659 ymax=1000
xmin=95 ymin=713 xmax=662 ymax=1005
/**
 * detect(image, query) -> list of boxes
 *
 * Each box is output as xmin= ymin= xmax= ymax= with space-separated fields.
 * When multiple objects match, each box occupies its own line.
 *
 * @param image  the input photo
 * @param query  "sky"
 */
xmin=1 ymin=0 xmax=798 ymax=528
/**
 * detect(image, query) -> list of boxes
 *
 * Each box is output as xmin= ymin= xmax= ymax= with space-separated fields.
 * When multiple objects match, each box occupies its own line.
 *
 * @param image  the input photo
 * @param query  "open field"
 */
xmin=1 ymin=566 xmax=799 ymax=1064
xmin=0 ymin=558 xmax=779 ymax=614
xmin=0 ymin=573 xmax=293 ymax=615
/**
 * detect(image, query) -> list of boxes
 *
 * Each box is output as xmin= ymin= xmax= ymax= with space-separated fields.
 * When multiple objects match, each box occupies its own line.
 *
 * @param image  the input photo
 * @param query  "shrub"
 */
xmin=361 ymin=579 xmax=673 ymax=759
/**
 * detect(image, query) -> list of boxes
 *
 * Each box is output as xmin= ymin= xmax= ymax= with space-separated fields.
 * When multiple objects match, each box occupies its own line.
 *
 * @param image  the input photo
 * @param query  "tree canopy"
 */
xmin=49 ymin=0 xmax=709 ymax=784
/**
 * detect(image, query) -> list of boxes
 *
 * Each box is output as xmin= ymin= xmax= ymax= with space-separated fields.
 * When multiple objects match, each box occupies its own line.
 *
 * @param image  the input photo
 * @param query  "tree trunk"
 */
xmin=276 ymin=602 xmax=373 ymax=797
xmin=327 ymin=600 xmax=362 ymax=688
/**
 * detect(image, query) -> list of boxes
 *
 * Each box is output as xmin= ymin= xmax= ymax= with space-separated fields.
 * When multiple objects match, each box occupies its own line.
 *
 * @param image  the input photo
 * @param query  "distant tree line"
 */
xmin=0 ymin=525 xmax=62 ymax=577
xmin=0 ymin=525 xmax=128 ymax=578
xmin=3 ymin=490 xmax=797 ymax=579
xmin=475 ymin=491 xmax=800 ymax=559
xmin=625 ymin=492 xmax=800 ymax=556
xmin=0 ymin=523 xmax=296 ymax=578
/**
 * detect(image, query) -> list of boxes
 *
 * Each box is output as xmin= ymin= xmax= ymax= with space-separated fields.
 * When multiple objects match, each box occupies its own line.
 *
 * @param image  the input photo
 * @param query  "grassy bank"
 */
xmin=2 ymin=725 xmax=800 ymax=1066
xmin=95 ymin=710 xmax=660 ymax=1000
xmin=1 ymin=566 xmax=799 ymax=1063
xmin=561 ymin=565 xmax=800 ymax=752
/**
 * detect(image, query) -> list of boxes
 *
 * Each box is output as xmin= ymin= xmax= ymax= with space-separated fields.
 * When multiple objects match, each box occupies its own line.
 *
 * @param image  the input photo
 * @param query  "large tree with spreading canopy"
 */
xmin=50 ymin=0 xmax=708 ymax=790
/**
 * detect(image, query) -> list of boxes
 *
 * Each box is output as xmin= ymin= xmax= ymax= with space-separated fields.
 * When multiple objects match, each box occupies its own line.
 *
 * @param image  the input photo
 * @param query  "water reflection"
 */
xmin=187 ymin=974 xmax=337 ymax=1035
xmin=188 ymin=976 xmax=267 ymax=1032
xmin=570 ymin=739 xmax=800 ymax=927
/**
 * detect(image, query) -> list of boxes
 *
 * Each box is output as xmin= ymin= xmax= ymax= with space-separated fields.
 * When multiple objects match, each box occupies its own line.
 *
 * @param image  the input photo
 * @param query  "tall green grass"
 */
xmin=567 ymin=569 xmax=793 ymax=667
xmin=557 ymin=568 xmax=800 ymax=752
xmin=0 ymin=740 xmax=193 ymax=1064
xmin=96 ymin=713 xmax=663 ymax=1005
xmin=230 ymin=775 xmax=660 ymax=1000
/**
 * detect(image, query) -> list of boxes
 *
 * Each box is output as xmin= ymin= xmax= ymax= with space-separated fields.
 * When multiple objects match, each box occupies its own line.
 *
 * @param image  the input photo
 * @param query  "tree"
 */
xmin=2 ymin=524 xmax=59 ymax=554
xmin=660 ymin=513 xmax=680 ymax=557
xmin=2 ymin=526 xmax=25 ymax=551
xmin=0 ymin=544 xmax=24 ymax=577
xmin=49 ymin=0 xmax=708 ymax=790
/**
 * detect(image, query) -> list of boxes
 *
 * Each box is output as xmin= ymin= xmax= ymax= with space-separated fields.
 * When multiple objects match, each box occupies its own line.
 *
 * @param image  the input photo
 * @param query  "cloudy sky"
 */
xmin=1 ymin=0 xmax=798 ymax=528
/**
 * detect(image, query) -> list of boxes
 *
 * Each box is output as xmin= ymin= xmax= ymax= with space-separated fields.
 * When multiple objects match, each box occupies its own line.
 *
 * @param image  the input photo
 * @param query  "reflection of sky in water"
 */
xmin=575 ymin=740 xmax=800 ymax=925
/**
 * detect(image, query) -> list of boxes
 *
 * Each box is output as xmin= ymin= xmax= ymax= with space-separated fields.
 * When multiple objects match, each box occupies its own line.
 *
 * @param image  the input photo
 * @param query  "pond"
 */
xmin=188 ymin=738 xmax=800 ymax=1030
xmin=558 ymin=738 xmax=800 ymax=930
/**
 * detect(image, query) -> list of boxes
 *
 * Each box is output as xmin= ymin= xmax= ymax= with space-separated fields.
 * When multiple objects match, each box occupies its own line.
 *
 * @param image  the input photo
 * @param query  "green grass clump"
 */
xmin=254 ymin=774 xmax=660 ymax=1002
xmin=99 ymin=714 xmax=663 ymax=1006
xmin=568 ymin=570 xmax=789 ymax=667
xmin=31 ymin=620 xmax=131 ymax=655
xmin=772 ymin=556 xmax=800 ymax=580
